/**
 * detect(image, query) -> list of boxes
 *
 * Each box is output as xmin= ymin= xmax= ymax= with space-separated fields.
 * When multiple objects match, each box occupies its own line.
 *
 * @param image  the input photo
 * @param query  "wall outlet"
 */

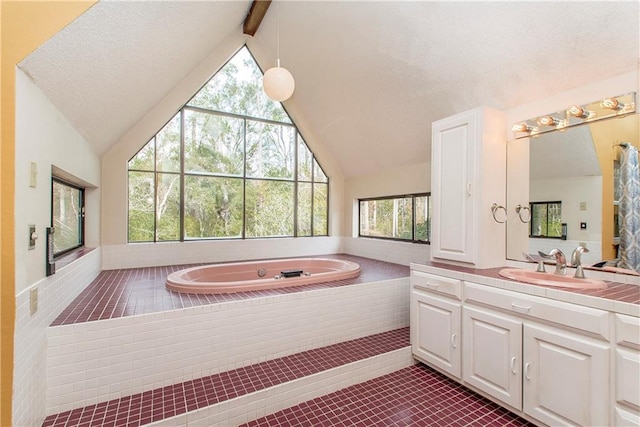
xmin=30 ymin=288 xmax=38 ymax=315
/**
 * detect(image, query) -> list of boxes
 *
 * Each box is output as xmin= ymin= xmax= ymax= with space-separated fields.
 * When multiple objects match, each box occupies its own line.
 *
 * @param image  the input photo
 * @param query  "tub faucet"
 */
xmin=538 ymin=249 xmax=566 ymax=276
xmin=571 ymin=246 xmax=590 ymax=279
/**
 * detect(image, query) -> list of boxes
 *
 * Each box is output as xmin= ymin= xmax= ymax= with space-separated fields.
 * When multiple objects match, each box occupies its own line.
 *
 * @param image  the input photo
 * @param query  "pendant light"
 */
xmin=263 ymin=0 xmax=295 ymax=102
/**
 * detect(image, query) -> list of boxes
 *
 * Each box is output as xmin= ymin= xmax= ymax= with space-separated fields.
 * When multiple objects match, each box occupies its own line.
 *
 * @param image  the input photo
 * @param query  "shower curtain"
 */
xmin=618 ymin=143 xmax=640 ymax=272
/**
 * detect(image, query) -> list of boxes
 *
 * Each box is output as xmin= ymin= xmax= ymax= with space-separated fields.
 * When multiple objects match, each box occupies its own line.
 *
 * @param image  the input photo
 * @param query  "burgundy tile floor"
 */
xmin=241 ymin=364 xmax=536 ymax=427
xmin=43 ymin=327 xmax=533 ymax=427
xmin=51 ymin=254 xmax=409 ymax=326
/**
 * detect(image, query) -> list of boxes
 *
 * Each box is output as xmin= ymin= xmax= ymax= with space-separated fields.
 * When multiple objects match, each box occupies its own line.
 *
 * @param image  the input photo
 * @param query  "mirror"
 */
xmin=507 ymin=113 xmax=639 ymax=273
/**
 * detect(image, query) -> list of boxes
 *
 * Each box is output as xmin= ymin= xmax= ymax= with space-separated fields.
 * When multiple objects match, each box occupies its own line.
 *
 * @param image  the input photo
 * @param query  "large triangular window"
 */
xmin=128 ymin=46 xmax=328 ymax=242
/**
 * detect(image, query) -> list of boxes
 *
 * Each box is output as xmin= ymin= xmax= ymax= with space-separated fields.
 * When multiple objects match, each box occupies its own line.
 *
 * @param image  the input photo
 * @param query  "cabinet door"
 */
xmin=615 ymin=347 xmax=640 ymax=425
xmin=462 ymin=305 xmax=522 ymax=410
xmin=523 ymin=323 xmax=609 ymax=426
xmin=411 ymin=289 xmax=461 ymax=378
xmin=430 ymin=110 xmax=477 ymax=263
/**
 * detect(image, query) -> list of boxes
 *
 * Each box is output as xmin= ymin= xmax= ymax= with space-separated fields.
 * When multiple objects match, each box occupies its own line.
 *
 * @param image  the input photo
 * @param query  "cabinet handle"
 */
xmin=524 ymin=362 xmax=531 ymax=380
xmin=511 ymin=303 xmax=531 ymax=313
xmin=426 ymin=282 xmax=439 ymax=289
xmin=451 ymin=333 xmax=457 ymax=349
xmin=466 ymin=183 xmax=472 ymax=197
xmin=510 ymin=357 xmax=517 ymax=374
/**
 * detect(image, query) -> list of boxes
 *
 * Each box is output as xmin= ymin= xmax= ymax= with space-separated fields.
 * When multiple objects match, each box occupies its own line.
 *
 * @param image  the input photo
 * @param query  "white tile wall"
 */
xmin=343 ymin=237 xmax=430 ymax=266
xmin=46 ymin=277 xmax=410 ymax=414
xmin=102 ymin=237 xmax=344 ymax=270
xmin=13 ymin=249 xmax=102 ymax=427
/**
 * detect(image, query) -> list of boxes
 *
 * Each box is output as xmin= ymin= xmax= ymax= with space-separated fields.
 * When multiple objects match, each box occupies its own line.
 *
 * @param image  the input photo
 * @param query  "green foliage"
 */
xmin=127 ymin=46 xmax=328 ymax=242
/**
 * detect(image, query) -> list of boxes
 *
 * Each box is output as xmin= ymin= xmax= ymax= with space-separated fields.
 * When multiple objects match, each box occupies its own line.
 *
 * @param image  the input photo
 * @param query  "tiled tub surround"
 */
xmin=52 ymin=254 xmax=407 ymax=325
xmin=13 ymin=249 xmax=102 ymax=427
xmin=46 ymin=255 xmax=410 ymax=415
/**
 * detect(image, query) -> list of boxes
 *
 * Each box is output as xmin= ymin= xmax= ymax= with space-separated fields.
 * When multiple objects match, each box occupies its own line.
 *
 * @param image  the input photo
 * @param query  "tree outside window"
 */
xmin=127 ymin=46 xmax=328 ymax=242
xmin=359 ymin=194 xmax=430 ymax=243
xmin=530 ymin=201 xmax=562 ymax=238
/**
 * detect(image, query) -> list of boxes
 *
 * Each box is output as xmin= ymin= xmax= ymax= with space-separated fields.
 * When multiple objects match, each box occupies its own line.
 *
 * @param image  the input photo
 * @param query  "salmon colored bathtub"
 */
xmin=166 ymin=257 xmax=361 ymax=294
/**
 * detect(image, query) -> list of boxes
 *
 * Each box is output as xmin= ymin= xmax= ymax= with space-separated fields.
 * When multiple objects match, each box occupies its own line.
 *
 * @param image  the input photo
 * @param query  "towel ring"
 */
xmin=516 ymin=204 xmax=531 ymax=223
xmin=491 ymin=203 xmax=507 ymax=223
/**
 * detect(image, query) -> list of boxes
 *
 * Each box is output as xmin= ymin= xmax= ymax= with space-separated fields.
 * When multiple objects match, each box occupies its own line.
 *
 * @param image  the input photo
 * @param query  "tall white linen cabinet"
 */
xmin=430 ymin=106 xmax=507 ymax=268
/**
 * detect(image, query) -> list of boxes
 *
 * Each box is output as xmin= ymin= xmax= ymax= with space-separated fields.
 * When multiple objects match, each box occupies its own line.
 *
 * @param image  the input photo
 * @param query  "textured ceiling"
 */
xmin=19 ymin=1 xmax=639 ymax=178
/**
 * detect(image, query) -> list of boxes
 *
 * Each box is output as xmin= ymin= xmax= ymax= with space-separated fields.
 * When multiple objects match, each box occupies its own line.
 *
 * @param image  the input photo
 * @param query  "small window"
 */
xmin=530 ymin=201 xmax=562 ymax=238
xmin=52 ymin=178 xmax=84 ymax=256
xmin=359 ymin=194 xmax=430 ymax=243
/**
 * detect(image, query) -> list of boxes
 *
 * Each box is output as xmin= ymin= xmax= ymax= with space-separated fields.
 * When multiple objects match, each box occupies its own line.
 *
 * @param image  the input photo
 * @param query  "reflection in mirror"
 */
xmin=507 ymin=113 xmax=639 ymax=274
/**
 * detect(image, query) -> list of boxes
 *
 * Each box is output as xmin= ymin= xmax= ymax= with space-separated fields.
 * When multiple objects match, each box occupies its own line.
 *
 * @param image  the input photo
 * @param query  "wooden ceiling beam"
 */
xmin=243 ymin=0 xmax=272 ymax=37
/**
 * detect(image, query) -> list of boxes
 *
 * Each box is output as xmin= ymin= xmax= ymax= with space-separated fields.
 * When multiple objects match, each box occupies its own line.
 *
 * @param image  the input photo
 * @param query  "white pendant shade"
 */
xmin=263 ymin=66 xmax=295 ymax=102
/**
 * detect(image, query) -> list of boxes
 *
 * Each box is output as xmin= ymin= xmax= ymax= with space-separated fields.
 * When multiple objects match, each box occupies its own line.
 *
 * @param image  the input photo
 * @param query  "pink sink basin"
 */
xmin=499 ymin=268 xmax=607 ymax=290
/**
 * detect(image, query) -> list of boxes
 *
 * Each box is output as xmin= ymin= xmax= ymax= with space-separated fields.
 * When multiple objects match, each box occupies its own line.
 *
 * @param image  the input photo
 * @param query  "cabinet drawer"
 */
xmin=464 ymin=281 xmax=610 ymax=340
xmin=616 ymin=314 xmax=640 ymax=350
xmin=411 ymin=271 xmax=462 ymax=300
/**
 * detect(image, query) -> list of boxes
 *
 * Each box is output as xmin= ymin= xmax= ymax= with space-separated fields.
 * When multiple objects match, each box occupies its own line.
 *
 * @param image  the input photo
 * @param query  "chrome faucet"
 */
xmin=538 ymin=249 xmax=567 ymax=275
xmin=571 ymin=246 xmax=590 ymax=279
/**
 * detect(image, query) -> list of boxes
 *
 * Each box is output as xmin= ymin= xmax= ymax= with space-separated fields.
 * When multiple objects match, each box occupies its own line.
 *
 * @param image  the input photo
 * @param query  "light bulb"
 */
xmin=511 ymin=123 xmax=532 ymax=132
xmin=601 ymin=98 xmax=621 ymax=110
xmin=537 ymin=116 xmax=559 ymax=126
xmin=263 ymin=66 xmax=295 ymax=102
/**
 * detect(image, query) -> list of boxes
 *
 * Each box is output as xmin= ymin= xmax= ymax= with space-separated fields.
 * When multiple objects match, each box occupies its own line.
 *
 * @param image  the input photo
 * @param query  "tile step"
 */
xmin=42 ymin=327 xmax=412 ymax=427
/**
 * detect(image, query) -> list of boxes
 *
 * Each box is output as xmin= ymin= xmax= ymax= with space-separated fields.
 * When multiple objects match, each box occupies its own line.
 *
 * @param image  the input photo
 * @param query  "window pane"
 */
xmin=184 ymin=110 xmax=244 ymax=176
xmin=531 ymin=204 xmax=547 ymax=237
xmin=156 ymin=113 xmax=181 ymax=173
xmin=360 ymin=197 xmax=412 ymax=239
xmin=297 ymin=183 xmax=312 ymax=237
xmin=415 ymin=195 xmax=431 ymax=242
xmin=531 ymin=202 xmax=562 ymax=238
xmin=298 ymin=135 xmax=312 ymax=181
xmin=187 ymin=47 xmax=291 ymax=124
xmin=547 ymin=203 xmax=562 ymax=237
xmin=184 ymin=175 xmax=243 ymax=238
xmin=246 ymin=121 xmax=295 ymax=179
xmin=313 ymin=159 xmax=328 ymax=183
xmin=52 ymin=181 xmax=82 ymax=253
xmin=313 ymin=183 xmax=328 ymax=236
xmin=245 ymin=180 xmax=294 ymax=237
xmin=129 ymin=138 xmax=155 ymax=171
xmin=156 ymin=173 xmax=181 ymax=241
xmin=128 ymin=172 xmax=155 ymax=242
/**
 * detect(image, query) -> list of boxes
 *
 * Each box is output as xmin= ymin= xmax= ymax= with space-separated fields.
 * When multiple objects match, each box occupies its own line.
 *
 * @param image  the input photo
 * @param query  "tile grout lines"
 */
xmin=42 ymin=328 xmax=410 ymax=427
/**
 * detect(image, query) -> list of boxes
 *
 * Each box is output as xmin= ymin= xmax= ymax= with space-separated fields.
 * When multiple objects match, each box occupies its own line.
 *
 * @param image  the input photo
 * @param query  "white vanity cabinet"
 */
xmin=430 ymin=106 xmax=506 ymax=268
xmin=462 ymin=305 xmax=523 ymax=410
xmin=614 ymin=314 xmax=640 ymax=425
xmin=410 ymin=270 xmax=462 ymax=378
xmin=464 ymin=282 xmax=610 ymax=426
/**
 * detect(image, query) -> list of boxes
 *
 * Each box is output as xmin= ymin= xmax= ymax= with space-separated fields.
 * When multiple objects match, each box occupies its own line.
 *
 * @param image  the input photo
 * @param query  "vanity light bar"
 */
xmin=511 ymin=92 xmax=636 ymax=139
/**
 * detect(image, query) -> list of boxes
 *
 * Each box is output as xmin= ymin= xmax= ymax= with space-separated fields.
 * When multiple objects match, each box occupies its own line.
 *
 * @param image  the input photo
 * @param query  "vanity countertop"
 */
xmin=411 ymin=261 xmax=639 ymax=317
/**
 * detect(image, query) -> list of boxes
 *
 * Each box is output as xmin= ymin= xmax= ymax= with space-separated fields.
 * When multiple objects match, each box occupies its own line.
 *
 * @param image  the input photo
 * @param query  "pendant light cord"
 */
xmin=276 ymin=0 xmax=281 ymax=68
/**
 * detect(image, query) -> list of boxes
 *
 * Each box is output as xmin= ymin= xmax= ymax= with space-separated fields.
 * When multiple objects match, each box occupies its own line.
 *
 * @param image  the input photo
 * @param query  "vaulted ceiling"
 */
xmin=19 ymin=1 xmax=639 ymax=178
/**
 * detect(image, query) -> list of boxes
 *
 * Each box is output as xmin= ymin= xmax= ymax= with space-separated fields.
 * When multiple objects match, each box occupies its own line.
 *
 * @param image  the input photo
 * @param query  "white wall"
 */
xmin=529 ymin=175 xmax=603 ymax=265
xmin=14 ymin=68 xmax=101 ymax=294
xmin=13 ymin=68 xmax=104 ymax=427
xmin=342 ymin=162 xmax=431 ymax=265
